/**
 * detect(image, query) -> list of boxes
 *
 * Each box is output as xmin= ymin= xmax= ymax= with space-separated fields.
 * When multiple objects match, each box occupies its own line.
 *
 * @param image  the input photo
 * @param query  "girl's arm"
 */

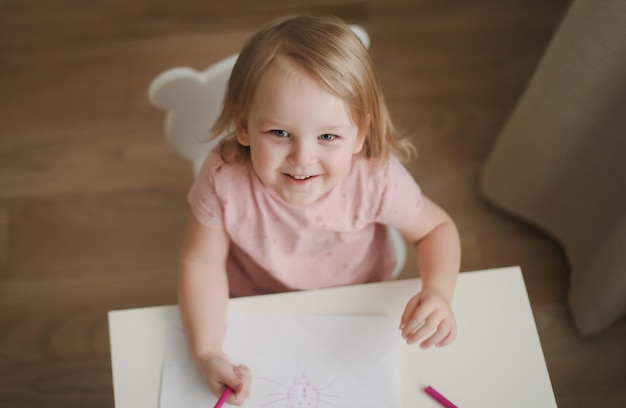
xmin=396 ymin=195 xmax=461 ymax=348
xmin=177 ymin=214 xmax=250 ymax=404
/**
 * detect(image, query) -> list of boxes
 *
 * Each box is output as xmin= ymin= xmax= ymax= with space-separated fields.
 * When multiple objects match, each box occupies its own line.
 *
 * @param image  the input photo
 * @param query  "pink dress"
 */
xmin=188 ymin=152 xmax=422 ymax=297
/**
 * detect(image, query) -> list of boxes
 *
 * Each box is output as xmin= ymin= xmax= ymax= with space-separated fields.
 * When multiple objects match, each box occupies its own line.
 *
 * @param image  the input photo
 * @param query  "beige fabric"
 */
xmin=480 ymin=0 xmax=626 ymax=335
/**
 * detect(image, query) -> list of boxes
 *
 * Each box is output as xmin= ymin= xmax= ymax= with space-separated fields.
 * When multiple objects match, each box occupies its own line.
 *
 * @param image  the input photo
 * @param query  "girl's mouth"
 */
xmin=284 ymin=173 xmax=318 ymax=183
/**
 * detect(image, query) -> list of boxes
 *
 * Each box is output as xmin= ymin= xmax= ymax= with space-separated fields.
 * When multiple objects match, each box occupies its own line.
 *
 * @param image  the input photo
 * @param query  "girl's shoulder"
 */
xmin=351 ymin=154 xmax=410 ymax=184
xmin=348 ymin=154 xmax=420 ymax=203
xmin=190 ymin=150 xmax=256 ymax=205
xmin=198 ymin=149 xmax=249 ymax=181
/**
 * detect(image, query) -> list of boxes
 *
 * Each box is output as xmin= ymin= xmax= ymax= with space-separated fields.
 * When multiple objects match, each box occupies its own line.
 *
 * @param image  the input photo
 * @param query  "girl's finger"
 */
xmin=420 ymin=321 xmax=450 ymax=349
xmin=238 ymin=365 xmax=252 ymax=398
xmin=405 ymin=310 xmax=443 ymax=344
xmin=400 ymin=294 xmax=421 ymax=329
xmin=436 ymin=323 xmax=457 ymax=347
xmin=402 ymin=302 xmax=438 ymax=338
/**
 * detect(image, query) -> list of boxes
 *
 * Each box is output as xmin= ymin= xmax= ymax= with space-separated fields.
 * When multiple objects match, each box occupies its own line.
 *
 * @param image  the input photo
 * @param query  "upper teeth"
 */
xmin=292 ymin=175 xmax=310 ymax=180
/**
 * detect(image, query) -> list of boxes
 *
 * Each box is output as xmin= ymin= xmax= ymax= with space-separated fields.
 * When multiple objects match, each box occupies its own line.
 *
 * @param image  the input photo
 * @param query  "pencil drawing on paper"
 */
xmin=257 ymin=367 xmax=340 ymax=407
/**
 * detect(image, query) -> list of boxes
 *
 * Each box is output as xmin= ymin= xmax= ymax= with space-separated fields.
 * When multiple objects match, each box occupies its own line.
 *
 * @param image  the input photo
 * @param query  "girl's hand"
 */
xmin=197 ymin=351 xmax=252 ymax=405
xmin=399 ymin=288 xmax=457 ymax=348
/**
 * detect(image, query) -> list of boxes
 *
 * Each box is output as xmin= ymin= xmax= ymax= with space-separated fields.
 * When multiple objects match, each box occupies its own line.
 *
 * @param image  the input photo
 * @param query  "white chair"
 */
xmin=148 ymin=25 xmax=405 ymax=278
xmin=148 ymin=54 xmax=238 ymax=176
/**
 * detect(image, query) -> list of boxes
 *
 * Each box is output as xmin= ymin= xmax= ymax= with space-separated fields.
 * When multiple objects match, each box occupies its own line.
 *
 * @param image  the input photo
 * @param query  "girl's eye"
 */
xmin=271 ymin=129 xmax=290 ymax=138
xmin=319 ymin=133 xmax=337 ymax=141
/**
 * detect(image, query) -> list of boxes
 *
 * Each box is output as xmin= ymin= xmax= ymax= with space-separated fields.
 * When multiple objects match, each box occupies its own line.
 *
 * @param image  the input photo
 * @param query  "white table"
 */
xmin=108 ymin=266 xmax=557 ymax=407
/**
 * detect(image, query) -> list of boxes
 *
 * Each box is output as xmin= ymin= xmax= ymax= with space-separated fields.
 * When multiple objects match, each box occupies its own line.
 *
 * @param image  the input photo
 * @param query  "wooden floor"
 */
xmin=1 ymin=0 xmax=625 ymax=407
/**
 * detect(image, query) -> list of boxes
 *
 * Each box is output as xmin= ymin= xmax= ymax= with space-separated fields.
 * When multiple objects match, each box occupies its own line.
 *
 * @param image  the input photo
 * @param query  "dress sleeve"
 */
xmin=187 ymin=152 xmax=225 ymax=229
xmin=374 ymin=156 xmax=423 ymax=228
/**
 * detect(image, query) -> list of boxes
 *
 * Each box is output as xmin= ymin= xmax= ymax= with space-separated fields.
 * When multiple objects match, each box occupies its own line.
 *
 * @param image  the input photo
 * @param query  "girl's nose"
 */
xmin=288 ymin=139 xmax=317 ymax=166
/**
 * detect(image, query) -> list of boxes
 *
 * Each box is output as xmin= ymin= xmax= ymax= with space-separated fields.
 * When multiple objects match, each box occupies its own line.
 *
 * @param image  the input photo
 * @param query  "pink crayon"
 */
xmin=425 ymin=385 xmax=458 ymax=408
xmin=214 ymin=386 xmax=233 ymax=408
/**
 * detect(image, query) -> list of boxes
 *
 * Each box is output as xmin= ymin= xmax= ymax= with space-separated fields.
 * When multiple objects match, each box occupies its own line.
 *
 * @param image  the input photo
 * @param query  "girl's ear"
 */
xmin=353 ymin=114 xmax=370 ymax=154
xmin=235 ymin=118 xmax=250 ymax=146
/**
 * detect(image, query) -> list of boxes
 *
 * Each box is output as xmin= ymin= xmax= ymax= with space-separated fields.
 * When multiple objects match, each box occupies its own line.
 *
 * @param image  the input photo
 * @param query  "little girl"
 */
xmin=177 ymin=14 xmax=461 ymax=405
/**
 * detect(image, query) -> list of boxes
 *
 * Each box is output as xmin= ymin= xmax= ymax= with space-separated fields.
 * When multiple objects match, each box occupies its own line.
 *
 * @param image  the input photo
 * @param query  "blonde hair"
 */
xmin=211 ymin=14 xmax=414 ymax=164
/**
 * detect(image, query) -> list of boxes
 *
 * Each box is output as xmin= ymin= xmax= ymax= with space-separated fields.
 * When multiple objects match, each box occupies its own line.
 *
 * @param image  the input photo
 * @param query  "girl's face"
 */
xmin=237 ymin=62 xmax=366 ymax=206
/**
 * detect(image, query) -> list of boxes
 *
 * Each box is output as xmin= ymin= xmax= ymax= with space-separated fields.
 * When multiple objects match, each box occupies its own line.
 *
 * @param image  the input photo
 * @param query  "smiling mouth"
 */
xmin=284 ymin=173 xmax=317 ymax=180
xmin=284 ymin=173 xmax=318 ymax=182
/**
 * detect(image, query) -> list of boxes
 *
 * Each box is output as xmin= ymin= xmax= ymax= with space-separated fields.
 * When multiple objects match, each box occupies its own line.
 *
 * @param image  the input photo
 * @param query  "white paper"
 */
xmin=160 ymin=312 xmax=399 ymax=407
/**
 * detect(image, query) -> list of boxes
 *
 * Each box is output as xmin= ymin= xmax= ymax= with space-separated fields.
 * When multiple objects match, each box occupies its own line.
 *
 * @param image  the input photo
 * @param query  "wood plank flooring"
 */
xmin=1 ymin=1 xmax=625 ymax=407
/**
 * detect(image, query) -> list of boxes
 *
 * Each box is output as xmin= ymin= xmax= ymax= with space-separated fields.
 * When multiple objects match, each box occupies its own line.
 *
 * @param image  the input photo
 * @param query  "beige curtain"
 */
xmin=480 ymin=0 xmax=626 ymax=335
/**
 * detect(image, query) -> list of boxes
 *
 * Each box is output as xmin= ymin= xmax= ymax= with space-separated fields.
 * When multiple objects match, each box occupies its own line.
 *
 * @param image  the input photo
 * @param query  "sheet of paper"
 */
xmin=160 ymin=311 xmax=399 ymax=407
